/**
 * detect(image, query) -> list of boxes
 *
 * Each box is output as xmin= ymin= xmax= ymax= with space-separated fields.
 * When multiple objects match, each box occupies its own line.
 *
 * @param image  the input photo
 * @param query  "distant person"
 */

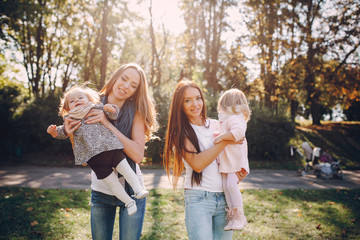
xmin=214 ymin=88 xmax=250 ymax=231
xmin=163 ymin=80 xmax=243 ymax=240
xmin=319 ymin=149 xmax=334 ymax=163
xmin=47 ymin=85 xmax=149 ymax=216
xmin=56 ymin=63 xmax=158 ymax=240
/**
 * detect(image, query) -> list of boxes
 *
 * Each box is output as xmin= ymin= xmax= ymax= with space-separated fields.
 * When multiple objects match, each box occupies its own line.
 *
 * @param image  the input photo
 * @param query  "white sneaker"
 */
xmin=134 ymin=189 xmax=149 ymax=199
xmin=125 ymin=200 xmax=137 ymax=216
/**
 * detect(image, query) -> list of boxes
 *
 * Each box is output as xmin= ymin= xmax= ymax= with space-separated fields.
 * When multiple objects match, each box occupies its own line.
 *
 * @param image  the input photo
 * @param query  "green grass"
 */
xmin=1 ymin=188 xmax=359 ymax=240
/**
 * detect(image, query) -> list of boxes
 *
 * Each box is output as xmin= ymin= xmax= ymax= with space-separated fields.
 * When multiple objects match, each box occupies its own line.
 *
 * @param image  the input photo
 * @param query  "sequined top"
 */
xmin=55 ymin=103 xmax=124 ymax=165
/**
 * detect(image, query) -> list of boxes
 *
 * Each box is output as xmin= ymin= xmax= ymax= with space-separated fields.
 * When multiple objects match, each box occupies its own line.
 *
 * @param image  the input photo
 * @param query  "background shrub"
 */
xmin=247 ymin=107 xmax=295 ymax=161
xmin=0 ymin=79 xmax=26 ymax=156
xmin=13 ymin=91 xmax=72 ymax=156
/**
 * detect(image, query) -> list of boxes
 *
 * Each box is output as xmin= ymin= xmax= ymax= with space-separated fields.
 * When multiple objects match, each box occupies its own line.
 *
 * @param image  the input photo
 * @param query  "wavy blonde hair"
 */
xmin=99 ymin=63 xmax=158 ymax=141
xmin=58 ymin=85 xmax=99 ymax=117
xmin=217 ymin=88 xmax=251 ymax=122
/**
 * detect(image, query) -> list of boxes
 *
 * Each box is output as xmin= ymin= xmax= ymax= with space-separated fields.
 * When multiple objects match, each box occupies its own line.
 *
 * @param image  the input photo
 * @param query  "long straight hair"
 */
xmin=163 ymin=80 xmax=207 ymax=189
xmin=99 ymin=63 xmax=158 ymax=141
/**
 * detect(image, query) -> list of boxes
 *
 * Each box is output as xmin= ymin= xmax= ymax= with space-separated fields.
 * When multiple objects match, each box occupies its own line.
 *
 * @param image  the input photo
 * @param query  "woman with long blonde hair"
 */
xmin=64 ymin=63 xmax=158 ymax=240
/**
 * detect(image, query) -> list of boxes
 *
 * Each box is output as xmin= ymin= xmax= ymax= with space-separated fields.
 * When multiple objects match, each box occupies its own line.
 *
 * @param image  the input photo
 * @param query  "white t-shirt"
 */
xmin=183 ymin=119 xmax=223 ymax=192
xmin=90 ymin=164 xmax=145 ymax=195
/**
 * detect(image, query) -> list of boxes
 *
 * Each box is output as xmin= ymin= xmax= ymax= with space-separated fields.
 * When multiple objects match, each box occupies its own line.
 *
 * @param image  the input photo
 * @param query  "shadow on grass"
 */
xmin=142 ymin=189 xmax=162 ymax=239
xmin=244 ymin=188 xmax=360 ymax=239
xmin=142 ymin=189 xmax=186 ymax=240
xmin=0 ymin=187 xmax=90 ymax=239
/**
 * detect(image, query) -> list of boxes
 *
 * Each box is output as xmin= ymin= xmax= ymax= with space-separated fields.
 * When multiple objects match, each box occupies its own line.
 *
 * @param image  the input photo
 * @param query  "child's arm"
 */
xmin=47 ymin=124 xmax=68 ymax=139
xmin=214 ymin=132 xmax=235 ymax=144
xmin=47 ymin=125 xmax=58 ymax=138
xmin=224 ymin=115 xmax=247 ymax=141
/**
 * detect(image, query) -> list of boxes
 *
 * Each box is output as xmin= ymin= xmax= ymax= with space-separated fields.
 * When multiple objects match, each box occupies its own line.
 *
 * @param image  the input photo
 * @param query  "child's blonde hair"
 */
xmin=59 ymin=85 xmax=100 ymax=117
xmin=217 ymin=88 xmax=251 ymax=122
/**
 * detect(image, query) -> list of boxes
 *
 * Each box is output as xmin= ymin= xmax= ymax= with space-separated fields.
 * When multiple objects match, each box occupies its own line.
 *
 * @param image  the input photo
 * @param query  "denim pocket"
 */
xmin=184 ymin=190 xmax=206 ymax=204
xmin=91 ymin=190 xmax=115 ymax=206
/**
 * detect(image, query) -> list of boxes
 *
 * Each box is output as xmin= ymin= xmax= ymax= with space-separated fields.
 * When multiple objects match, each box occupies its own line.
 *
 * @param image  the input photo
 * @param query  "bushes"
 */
xmin=13 ymin=91 xmax=72 ymax=155
xmin=0 ymin=79 xmax=26 ymax=156
xmin=1 ymin=79 xmax=295 ymax=165
xmin=247 ymin=107 xmax=295 ymax=161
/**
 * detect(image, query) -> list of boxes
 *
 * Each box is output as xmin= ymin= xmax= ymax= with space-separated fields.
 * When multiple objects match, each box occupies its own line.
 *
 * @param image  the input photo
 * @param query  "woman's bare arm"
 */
xmin=85 ymin=109 xmax=145 ymax=164
xmin=182 ymin=139 xmax=228 ymax=173
xmin=106 ymin=112 xmax=145 ymax=163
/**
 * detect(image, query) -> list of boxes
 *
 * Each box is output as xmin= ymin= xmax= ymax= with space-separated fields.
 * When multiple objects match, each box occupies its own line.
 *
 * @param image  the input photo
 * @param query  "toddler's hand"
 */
xmin=47 ymin=125 xmax=58 ymax=138
xmin=104 ymin=104 xmax=116 ymax=113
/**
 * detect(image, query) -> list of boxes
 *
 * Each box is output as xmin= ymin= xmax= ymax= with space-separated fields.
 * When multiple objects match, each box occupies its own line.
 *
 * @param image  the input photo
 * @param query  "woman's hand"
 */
xmin=84 ymin=109 xmax=111 ymax=128
xmin=236 ymin=168 xmax=248 ymax=181
xmin=64 ymin=117 xmax=81 ymax=142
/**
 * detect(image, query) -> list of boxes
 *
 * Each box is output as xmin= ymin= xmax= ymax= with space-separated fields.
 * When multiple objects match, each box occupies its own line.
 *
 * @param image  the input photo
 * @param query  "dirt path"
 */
xmin=0 ymin=166 xmax=359 ymax=190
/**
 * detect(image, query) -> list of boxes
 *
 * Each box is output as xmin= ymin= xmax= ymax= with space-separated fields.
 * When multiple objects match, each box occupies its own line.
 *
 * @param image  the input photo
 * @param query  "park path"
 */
xmin=0 ymin=166 xmax=359 ymax=190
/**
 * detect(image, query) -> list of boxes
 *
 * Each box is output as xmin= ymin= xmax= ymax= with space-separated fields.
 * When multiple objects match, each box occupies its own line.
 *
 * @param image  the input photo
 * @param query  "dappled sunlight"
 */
xmin=1 ymin=168 xmax=359 ymax=190
xmin=0 ymin=167 xmax=91 ymax=189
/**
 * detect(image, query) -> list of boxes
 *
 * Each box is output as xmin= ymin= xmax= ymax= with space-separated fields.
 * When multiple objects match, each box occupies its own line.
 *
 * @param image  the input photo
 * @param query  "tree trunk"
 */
xmin=311 ymin=102 xmax=322 ymax=125
xmin=99 ymin=0 xmax=109 ymax=88
xmin=290 ymin=100 xmax=298 ymax=122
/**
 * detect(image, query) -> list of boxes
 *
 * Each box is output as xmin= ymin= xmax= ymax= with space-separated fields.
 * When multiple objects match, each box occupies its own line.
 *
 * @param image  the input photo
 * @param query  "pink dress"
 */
xmin=218 ymin=114 xmax=249 ymax=174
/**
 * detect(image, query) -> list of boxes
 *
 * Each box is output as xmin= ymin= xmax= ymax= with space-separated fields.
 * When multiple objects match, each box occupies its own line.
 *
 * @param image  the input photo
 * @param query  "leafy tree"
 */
xmin=179 ymin=0 xmax=237 ymax=91
xmin=221 ymin=38 xmax=249 ymax=93
xmin=242 ymin=0 xmax=286 ymax=109
xmin=279 ymin=57 xmax=307 ymax=121
xmin=1 ymin=0 xmax=81 ymax=97
xmin=296 ymin=0 xmax=360 ymax=125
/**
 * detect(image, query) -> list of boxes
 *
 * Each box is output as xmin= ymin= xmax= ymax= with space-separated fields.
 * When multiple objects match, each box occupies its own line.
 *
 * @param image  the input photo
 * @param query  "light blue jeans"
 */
xmin=184 ymin=189 xmax=233 ymax=240
xmin=90 ymin=190 xmax=146 ymax=240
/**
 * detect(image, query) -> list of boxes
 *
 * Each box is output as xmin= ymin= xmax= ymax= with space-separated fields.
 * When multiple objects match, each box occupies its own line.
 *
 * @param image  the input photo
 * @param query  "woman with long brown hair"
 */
xmin=163 ymin=80 xmax=241 ymax=240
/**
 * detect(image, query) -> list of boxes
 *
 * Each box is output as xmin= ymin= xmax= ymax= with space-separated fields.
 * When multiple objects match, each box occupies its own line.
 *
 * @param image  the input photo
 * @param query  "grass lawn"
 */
xmin=1 ymin=188 xmax=359 ymax=240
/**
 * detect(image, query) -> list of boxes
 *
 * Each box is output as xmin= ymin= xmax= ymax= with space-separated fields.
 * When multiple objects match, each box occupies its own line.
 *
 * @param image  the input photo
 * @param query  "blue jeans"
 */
xmin=184 ymin=189 xmax=233 ymax=240
xmin=90 ymin=190 xmax=146 ymax=240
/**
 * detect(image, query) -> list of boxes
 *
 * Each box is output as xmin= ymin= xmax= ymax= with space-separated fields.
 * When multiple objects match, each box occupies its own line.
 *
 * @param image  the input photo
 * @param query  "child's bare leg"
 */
xmin=115 ymin=160 xmax=149 ymax=199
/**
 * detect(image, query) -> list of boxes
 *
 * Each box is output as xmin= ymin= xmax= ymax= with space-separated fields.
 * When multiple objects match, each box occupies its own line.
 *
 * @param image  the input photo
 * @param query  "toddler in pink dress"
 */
xmin=214 ymin=88 xmax=250 ymax=231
